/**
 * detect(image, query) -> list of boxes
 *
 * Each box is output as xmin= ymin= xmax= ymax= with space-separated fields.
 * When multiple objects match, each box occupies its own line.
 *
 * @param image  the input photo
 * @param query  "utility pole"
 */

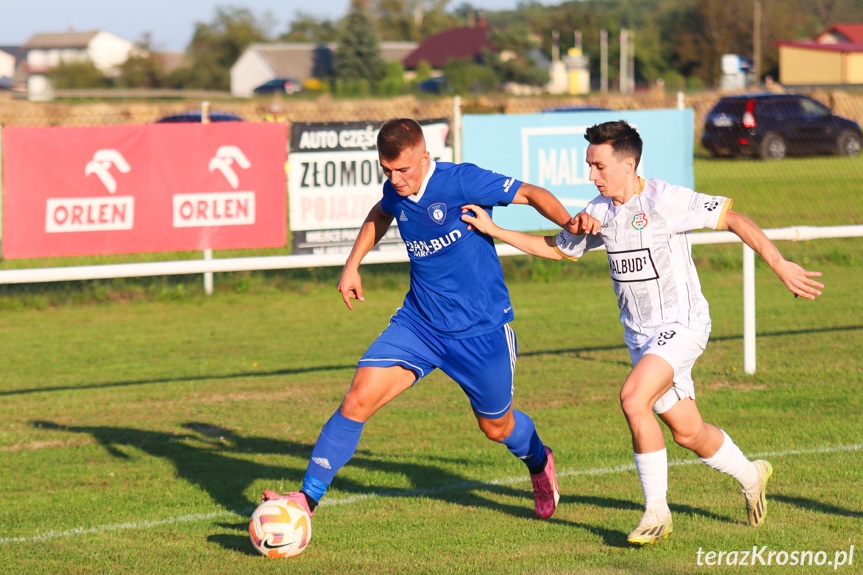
xmin=620 ymin=28 xmax=628 ymax=94
xmin=753 ymin=0 xmax=762 ymax=84
xmin=629 ymin=29 xmax=635 ymax=93
xmin=601 ymin=29 xmax=608 ymax=93
xmin=552 ymin=30 xmax=560 ymax=63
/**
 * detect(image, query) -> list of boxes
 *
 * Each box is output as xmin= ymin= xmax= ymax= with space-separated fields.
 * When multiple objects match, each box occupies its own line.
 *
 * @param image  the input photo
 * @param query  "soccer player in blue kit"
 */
xmin=262 ymin=118 xmax=592 ymax=524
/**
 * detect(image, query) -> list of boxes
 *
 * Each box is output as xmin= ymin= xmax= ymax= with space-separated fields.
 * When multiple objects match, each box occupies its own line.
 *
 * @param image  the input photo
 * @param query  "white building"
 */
xmin=24 ymin=30 xmax=136 ymax=77
xmin=231 ymin=42 xmax=417 ymax=97
xmin=0 ymin=48 xmax=16 ymax=87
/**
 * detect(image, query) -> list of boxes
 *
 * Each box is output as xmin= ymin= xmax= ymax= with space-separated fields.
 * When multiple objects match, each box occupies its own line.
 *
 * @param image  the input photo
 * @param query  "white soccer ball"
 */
xmin=248 ymin=498 xmax=312 ymax=558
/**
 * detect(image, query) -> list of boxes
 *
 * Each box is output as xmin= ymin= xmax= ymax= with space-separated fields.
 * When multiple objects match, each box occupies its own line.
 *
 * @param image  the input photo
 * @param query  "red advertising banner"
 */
xmin=2 ymin=122 xmax=287 ymax=259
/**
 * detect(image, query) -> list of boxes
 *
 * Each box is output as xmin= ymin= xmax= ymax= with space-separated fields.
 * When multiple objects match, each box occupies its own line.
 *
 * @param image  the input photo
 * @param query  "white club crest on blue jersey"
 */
xmin=428 ymin=202 xmax=447 ymax=225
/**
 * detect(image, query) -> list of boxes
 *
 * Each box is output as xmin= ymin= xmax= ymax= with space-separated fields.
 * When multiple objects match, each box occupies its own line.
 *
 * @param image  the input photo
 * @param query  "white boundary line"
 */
xmin=2 ymin=443 xmax=860 ymax=545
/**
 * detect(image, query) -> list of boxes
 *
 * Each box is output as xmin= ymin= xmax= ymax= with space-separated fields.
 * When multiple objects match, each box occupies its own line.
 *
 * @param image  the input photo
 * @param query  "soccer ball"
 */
xmin=248 ymin=498 xmax=312 ymax=558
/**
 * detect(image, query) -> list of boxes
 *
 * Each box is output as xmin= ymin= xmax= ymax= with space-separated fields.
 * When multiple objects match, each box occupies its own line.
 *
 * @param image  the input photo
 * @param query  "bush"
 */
xmin=375 ymin=61 xmax=406 ymax=96
xmin=46 ymin=61 xmax=112 ymax=89
xmin=443 ymin=59 xmax=500 ymax=95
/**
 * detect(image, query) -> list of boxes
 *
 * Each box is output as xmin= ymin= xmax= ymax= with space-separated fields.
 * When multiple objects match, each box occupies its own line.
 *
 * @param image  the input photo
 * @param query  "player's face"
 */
xmin=586 ymin=143 xmax=637 ymax=205
xmin=380 ymin=143 xmax=430 ymax=197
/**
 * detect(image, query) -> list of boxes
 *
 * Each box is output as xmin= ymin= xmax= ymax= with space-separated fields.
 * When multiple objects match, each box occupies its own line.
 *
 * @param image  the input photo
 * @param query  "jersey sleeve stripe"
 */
xmin=552 ymin=244 xmax=582 ymax=262
xmin=715 ymin=198 xmax=734 ymax=230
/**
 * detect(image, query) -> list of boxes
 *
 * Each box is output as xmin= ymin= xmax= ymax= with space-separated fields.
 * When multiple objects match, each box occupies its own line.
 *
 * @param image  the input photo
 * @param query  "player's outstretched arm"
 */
xmin=461 ymin=204 xmax=562 ymax=260
xmin=511 ymin=183 xmax=582 ymax=233
xmin=723 ymin=210 xmax=824 ymax=300
xmin=337 ymin=202 xmax=395 ymax=310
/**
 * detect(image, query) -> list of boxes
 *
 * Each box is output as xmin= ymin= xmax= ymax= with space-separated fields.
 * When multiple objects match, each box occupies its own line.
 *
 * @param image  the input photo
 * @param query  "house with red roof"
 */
xmin=402 ymin=24 xmax=497 ymax=70
xmin=776 ymin=23 xmax=863 ymax=85
xmin=814 ymin=24 xmax=863 ymax=44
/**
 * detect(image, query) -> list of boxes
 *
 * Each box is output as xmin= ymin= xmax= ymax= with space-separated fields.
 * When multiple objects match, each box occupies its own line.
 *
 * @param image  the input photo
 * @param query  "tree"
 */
xmin=487 ymin=24 xmax=549 ymax=87
xmin=418 ymin=0 xmax=458 ymax=37
xmin=375 ymin=0 xmax=420 ymax=41
xmin=373 ymin=0 xmax=456 ymax=41
xmin=279 ymin=12 xmax=341 ymax=42
xmin=333 ymin=0 xmax=386 ymax=95
xmin=172 ymin=6 xmax=268 ymax=90
xmin=117 ymin=34 xmax=168 ymax=88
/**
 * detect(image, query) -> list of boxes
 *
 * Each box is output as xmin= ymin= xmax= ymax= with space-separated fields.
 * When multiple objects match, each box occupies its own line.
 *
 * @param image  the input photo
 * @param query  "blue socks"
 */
xmin=301 ymin=409 xmax=546 ymax=504
xmin=302 ymin=410 xmax=365 ymax=503
xmin=501 ymin=410 xmax=547 ymax=472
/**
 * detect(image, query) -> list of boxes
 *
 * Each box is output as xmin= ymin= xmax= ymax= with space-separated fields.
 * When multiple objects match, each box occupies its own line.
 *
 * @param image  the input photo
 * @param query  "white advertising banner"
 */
xmin=288 ymin=120 xmax=452 ymax=254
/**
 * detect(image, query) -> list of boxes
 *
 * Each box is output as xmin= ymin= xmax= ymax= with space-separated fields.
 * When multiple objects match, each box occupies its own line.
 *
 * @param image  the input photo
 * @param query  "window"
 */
xmin=800 ymin=98 xmax=831 ymax=119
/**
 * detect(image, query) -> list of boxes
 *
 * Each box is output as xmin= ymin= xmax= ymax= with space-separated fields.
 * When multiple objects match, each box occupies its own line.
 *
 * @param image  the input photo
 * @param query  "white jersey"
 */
xmin=554 ymin=178 xmax=732 ymax=336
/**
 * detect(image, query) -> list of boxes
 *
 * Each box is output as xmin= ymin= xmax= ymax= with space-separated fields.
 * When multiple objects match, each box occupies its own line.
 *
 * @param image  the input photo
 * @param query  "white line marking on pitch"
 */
xmin=2 ymin=443 xmax=860 ymax=545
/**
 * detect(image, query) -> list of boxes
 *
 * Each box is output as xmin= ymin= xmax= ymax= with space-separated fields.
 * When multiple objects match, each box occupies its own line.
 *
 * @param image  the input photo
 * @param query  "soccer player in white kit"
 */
xmin=461 ymin=120 xmax=824 ymax=544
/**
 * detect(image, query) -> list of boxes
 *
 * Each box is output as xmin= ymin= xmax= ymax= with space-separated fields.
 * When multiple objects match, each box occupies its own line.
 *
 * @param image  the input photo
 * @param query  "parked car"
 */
xmin=416 ymin=76 xmax=449 ymax=94
xmin=253 ymin=78 xmax=303 ymax=95
xmin=541 ymin=105 xmax=611 ymax=113
xmin=154 ymin=111 xmax=244 ymax=123
xmin=701 ymin=93 xmax=862 ymax=159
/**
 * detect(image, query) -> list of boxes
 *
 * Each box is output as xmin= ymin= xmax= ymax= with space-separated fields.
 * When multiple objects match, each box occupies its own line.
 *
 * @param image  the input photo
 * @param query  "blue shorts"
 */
xmin=359 ymin=314 xmax=517 ymax=419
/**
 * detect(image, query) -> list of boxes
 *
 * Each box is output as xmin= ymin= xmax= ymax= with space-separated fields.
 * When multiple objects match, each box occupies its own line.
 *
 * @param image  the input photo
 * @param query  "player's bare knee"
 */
xmin=477 ymin=419 xmax=509 ymax=442
xmin=340 ymin=390 xmax=373 ymax=421
xmin=619 ymin=393 xmax=650 ymax=419
xmin=671 ymin=427 xmax=702 ymax=450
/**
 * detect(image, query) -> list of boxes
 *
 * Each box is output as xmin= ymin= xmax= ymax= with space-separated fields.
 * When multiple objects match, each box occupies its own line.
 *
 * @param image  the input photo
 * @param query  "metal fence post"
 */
xmin=201 ymin=101 xmax=214 ymax=295
xmin=743 ymin=244 xmax=756 ymax=374
xmin=453 ymin=95 xmax=462 ymax=164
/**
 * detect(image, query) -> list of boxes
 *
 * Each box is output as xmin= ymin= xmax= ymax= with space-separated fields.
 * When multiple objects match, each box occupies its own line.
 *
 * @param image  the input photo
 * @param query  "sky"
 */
xmin=1 ymin=0 xmax=544 ymax=52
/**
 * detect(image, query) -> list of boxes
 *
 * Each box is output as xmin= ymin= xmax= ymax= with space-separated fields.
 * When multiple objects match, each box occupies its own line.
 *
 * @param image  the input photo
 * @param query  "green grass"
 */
xmin=0 ymin=155 xmax=861 ymax=573
xmin=694 ymin=154 xmax=863 ymax=228
xmin=0 ymin=252 xmax=860 ymax=574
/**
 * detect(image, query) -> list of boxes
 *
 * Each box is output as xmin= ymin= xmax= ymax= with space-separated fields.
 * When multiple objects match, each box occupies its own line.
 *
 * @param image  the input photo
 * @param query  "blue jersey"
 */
xmin=379 ymin=161 xmax=522 ymax=339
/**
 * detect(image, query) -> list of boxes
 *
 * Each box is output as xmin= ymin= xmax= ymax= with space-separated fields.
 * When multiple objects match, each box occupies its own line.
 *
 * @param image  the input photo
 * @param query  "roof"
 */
xmin=378 ymin=41 xmax=418 ymax=63
xmin=245 ymin=41 xmax=418 ymax=79
xmin=403 ymin=27 xmax=497 ymax=69
xmin=815 ymin=23 xmax=863 ymax=44
xmin=251 ymin=43 xmax=333 ymax=79
xmin=0 ymin=46 xmax=25 ymax=60
xmin=24 ymin=31 xmax=101 ymax=49
xmin=775 ymin=40 xmax=863 ymax=53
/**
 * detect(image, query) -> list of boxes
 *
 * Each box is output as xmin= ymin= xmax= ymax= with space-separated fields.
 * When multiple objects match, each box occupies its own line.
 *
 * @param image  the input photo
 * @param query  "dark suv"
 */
xmin=701 ymin=93 xmax=862 ymax=159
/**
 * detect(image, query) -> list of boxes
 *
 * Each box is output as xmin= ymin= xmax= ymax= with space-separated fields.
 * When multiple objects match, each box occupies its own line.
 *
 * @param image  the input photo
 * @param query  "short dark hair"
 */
xmin=377 ymin=118 xmax=426 ymax=160
xmin=584 ymin=120 xmax=643 ymax=168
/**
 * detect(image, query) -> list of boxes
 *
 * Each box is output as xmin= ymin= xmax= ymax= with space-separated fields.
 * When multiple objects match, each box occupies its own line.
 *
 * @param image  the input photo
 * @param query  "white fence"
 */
xmin=0 ymin=224 xmax=860 ymax=375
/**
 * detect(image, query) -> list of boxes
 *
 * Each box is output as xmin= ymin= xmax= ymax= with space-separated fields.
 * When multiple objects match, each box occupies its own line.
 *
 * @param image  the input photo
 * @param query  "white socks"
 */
xmin=634 ymin=449 xmax=670 ymax=514
xmin=634 ymin=431 xmax=758 ymax=513
xmin=700 ymin=430 xmax=759 ymax=490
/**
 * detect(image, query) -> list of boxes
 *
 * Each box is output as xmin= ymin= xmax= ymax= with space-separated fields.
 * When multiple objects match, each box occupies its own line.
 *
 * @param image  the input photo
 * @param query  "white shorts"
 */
xmin=625 ymin=323 xmax=709 ymax=415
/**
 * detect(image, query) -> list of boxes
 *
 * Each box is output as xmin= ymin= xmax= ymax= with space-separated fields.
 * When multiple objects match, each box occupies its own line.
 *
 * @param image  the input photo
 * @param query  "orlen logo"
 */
xmin=172 ymin=146 xmax=256 ymax=228
xmin=85 ymin=149 xmax=131 ymax=193
xmin=45 ymin=149 xmax=135 ymax=233
xmin=208 ymin=146 xmax=250 ymax=189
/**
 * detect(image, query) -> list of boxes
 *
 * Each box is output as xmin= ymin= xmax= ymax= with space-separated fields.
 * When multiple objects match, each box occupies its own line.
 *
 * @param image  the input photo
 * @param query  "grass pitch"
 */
xmin=0 ymin=155 xmax=861 ymax=573
xmin=0 ymin=252 xmax=860 ymax=574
